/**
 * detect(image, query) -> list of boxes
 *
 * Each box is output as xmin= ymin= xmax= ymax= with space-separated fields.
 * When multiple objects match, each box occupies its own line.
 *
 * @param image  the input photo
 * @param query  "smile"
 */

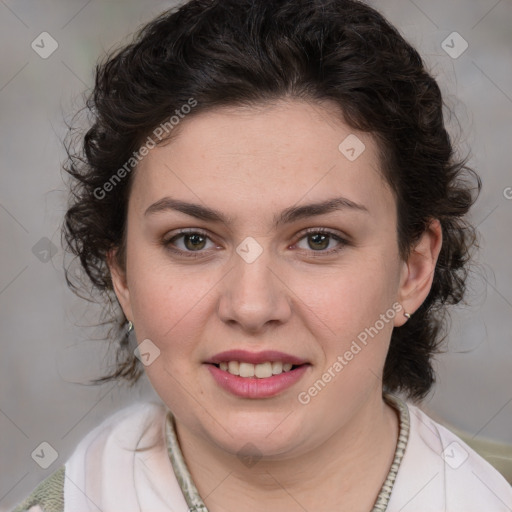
xmin=205 ymin=363 xmax=310 ymax=398
xmin=215 ymin=361 xmax=296 ymax=378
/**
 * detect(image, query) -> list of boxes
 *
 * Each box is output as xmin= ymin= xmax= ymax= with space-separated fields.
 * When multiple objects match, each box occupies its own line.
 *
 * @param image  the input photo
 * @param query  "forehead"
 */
xmin=130 ymin=99 xmax=395 ymax=224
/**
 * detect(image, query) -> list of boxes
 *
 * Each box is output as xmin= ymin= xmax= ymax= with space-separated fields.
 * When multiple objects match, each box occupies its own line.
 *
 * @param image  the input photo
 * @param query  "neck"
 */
xmin=174 ymin=390 xmax=399 ymax=512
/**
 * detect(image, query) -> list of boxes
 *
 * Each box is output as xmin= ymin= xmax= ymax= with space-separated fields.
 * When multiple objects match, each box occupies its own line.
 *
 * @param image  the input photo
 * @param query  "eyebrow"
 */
xmin=144 ymin=196 xmax=369 ymax=226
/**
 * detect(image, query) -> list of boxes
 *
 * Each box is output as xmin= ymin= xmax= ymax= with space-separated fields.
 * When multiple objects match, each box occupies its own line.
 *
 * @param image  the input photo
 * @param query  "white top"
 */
xmin=20 ymin=397 xmax=512 ymax=512
xmin=387 ymin=404 xmax=512 ymax=511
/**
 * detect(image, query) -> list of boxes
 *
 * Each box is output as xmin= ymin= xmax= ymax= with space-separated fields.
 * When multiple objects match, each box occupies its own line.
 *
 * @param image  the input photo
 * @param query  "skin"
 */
xmin=108 ymin=99 xmax=442 ymax=512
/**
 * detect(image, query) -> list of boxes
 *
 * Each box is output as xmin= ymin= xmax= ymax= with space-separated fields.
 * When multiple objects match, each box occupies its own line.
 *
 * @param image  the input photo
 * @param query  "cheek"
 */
xmin=127 ymin=264 xmax=214 ymax=407
xmin=290 ymin=261 xmax=399 ymax=395
xmin=130 ymin=269 xmax=203 ymax=339
xmin=291 ymin=254 xmax=398 ymax=338
xmin=127 ymin=254 xmax=224 ymax=366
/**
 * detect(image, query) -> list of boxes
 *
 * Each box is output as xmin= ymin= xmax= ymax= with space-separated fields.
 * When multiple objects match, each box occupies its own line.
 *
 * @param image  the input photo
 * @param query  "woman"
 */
xmin=12 ymin=0 xmax=512 ymax=510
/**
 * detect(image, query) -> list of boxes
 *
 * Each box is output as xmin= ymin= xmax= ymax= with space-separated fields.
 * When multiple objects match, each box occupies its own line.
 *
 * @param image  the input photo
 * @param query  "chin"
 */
xmin=202 ymin=414 xmax=305 ymax=456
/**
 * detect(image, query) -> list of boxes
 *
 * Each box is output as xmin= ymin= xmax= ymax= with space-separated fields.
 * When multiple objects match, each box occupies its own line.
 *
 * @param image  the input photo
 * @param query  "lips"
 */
xmin=204 ymin=349 xmax=311 ymax=398
xmin=206 ymin=364 xmax=310 ymax=398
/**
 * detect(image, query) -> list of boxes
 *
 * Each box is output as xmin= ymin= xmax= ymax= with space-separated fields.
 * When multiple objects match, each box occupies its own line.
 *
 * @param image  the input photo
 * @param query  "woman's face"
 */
xmin=110 ymin=99 xmax=428 ymax=458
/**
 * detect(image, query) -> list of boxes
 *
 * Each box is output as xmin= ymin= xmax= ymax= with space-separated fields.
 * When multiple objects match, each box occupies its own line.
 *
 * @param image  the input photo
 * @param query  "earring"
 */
xmin=403 ymin=312 xmax=411 ymax=320
xmin=127 ymin=321 xmax=134 ymax=333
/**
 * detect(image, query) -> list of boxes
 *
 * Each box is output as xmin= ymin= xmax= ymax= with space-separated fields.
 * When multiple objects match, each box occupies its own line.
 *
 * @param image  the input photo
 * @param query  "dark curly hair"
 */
xmin=62 ymin=0 xmax=481 ymax=400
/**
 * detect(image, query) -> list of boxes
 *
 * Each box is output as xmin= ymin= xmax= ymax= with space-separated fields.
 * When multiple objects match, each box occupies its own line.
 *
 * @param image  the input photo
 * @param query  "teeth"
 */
xmin=255 ymin=362 xmax=272 ymax=378
xmin=239 ymin=362 xmax=255 ymax=377
xmin=216 ymin=361 xmax=297 ymax=378
xmin=271 ymin=361 xmax=283 ymax=374
xmin=228 ymin=361 xmax=240 ymax=376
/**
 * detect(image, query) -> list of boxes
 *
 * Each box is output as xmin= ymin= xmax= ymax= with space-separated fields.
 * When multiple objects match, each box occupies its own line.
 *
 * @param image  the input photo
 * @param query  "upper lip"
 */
xmin=205 ymin=350 xmax=309 ymax=366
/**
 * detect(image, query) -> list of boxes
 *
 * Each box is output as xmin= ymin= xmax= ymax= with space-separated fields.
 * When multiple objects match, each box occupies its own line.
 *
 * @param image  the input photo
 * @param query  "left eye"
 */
xmin=295 ymin=231 xmax=345 ymax=252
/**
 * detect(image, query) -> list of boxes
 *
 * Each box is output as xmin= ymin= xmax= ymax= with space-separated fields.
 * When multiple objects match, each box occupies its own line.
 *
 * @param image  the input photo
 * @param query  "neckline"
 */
xmin=165 ymin=393 xmax=410 ymax=512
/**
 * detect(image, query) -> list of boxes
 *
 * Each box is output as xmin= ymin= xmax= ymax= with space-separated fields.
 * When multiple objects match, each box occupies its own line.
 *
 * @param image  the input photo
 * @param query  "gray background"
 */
xmin=1 ymin=0 xmax=511 ymax=509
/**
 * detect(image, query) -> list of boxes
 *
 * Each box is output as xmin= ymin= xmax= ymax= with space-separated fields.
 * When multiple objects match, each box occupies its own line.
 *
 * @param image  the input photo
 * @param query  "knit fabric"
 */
xmin=11 ymin=465 xmax=65 ymax=512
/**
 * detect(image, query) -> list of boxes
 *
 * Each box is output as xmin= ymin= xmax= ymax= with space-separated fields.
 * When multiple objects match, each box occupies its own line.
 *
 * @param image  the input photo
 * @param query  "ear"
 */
xmin=107 ymin=248 xmax=133 ymax=324
xmin=394 ymin=218 xmax=443 ymax=327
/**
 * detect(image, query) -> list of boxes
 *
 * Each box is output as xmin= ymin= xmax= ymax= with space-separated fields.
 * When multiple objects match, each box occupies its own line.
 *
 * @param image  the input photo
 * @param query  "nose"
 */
xmin=217 ymin=247 xmax=292 ymax=334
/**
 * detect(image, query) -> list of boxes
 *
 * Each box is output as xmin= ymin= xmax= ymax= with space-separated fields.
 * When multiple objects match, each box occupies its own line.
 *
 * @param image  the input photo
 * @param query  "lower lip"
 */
xmin=205 ymin=364 xmax=310 ymax=399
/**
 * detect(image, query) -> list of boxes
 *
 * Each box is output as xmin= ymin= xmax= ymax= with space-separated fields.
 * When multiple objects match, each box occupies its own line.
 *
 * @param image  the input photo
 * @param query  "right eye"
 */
xmin=162 ymin=229 xmax=219 ymax=258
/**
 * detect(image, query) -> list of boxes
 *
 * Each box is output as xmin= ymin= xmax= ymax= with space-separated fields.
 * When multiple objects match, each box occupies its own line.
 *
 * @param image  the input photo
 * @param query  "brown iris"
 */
xmin=307 ymin=233 xmax=330 ymax=251
xmin=184 ymin=233 xmax=207 ymax=251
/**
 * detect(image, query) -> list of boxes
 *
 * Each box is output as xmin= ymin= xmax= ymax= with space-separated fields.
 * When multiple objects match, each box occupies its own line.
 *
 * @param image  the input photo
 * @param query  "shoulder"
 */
xmin=70 ymin=400 xmax=169 ymax=450
xmin=64 ymin=400 xmax=169 ymax=480
xmin=388 ymin=401 xmax=512 ymax=512
xmin=10 ymin=401 xmax=171 ymax=512
xmin=63 ymin=400 xmax=188 ymax=511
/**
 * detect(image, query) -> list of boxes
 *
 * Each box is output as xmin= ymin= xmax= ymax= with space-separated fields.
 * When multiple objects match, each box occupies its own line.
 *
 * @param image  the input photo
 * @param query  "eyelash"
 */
xmin=162 ymin=228 xmax=349 ymax=259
